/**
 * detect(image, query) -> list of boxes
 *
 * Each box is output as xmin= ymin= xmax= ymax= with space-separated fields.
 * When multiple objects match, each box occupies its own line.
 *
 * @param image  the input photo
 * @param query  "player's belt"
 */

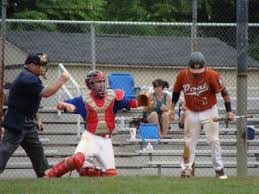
xmin=95 ymin=133 xmax=112 ymax=138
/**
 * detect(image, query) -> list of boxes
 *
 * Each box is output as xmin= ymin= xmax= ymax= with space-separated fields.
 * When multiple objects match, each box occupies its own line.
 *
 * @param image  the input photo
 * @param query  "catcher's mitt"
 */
xmin=136 ymin=93 xmax=151 ymax=107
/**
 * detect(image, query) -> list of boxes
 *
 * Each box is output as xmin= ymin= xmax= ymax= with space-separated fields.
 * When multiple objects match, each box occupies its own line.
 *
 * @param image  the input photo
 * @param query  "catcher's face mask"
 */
xmin=85 ymin=70 xmax=106 ymax=98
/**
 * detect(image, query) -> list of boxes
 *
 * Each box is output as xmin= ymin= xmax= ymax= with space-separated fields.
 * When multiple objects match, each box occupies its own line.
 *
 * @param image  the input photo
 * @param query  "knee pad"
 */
xmin=46 ymin=152 xmax=85 ymax=178
xmin=103 ymin=168 xmax=117 ymax=176
xmin=78 ymin=167 xmax=103 ymax=177
xmin=67 ymin=152 xmax=85 ymax=170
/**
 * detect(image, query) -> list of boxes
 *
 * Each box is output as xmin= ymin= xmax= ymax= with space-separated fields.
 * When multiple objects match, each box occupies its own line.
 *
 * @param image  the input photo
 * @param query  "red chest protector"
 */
xmin=84 ymin=90 xmax=115 ymax=134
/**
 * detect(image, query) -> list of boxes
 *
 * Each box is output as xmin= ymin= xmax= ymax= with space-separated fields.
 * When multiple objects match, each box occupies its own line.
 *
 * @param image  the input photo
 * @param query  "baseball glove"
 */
xmin=136 ymin=93 xmax=151 ymax=107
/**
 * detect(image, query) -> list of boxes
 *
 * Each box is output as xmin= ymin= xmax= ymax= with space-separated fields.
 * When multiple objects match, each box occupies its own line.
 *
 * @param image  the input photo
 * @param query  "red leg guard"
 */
xmin=47 ymin=152 xmax=85 ymax=177
xmin=103 ymin=168 xmax=117 ymax=176
xmin=78 ymin=167 xmax=103 ymax=177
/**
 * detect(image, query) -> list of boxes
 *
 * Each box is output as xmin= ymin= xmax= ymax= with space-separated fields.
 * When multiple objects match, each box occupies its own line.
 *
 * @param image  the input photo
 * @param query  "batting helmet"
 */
xmin=188 ymin=51 xmax=206 ymax=74
xmin=85 ymin=70 xmax=106 ymax=97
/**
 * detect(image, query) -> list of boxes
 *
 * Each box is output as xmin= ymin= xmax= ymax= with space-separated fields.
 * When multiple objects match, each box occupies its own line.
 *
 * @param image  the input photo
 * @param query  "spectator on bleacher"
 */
xmin=0 ymin=53 xmax=70 ymax=178
xmin=169 ymin=51 xmax=234 ymax=179
xmin=45 ymin=69 xmax=139 ymax=178
xmin=142 ymin=79 xmax=171 ymax=138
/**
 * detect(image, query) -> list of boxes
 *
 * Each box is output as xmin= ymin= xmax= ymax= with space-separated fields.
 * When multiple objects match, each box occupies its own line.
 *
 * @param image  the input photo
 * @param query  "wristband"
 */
xmin=224 ymin=102 xmax=232 ymax=112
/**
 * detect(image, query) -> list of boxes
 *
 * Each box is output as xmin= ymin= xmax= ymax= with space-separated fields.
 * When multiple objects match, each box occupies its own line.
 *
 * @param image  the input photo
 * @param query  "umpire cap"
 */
xmin=188 ymin=51 xmax=206 ymax=74
xmin=25 ymin=53 xmax=48 ymax=66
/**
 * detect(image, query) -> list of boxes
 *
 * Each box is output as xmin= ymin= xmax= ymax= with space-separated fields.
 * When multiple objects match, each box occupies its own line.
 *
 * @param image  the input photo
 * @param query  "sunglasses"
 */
xmin=153 ymin=84 xmax=160 ymax=88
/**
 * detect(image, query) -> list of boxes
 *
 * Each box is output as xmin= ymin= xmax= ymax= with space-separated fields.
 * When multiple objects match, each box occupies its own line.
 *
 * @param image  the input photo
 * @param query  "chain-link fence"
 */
xmin=1 ymin=18 xmax=259 ymax=178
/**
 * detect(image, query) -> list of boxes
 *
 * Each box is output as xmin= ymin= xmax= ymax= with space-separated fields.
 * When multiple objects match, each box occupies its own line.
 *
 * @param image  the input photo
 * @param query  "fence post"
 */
xmin=0 ymin=0 xmax=7 ymax=134
xmin=191 ymin=0 xmax=198 ymax=52
xmin=90 ymin=23 xmax=96 ymax=71
xmin=236 ymin=0 xmax=248 ymax=176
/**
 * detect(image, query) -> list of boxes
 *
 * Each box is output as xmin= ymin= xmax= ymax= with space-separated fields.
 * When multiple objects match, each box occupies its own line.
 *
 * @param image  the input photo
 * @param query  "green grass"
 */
xmin=0 ymin=176 xmax=259 ymax=194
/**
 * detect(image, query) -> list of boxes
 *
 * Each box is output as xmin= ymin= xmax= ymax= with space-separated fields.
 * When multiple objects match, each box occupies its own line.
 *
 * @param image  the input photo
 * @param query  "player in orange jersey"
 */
xmin=169 ymin=51 xmax=234 ymax=179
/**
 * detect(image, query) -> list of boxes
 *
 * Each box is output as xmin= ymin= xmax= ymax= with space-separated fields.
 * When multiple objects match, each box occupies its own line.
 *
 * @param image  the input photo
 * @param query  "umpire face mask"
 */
xmin=25 ymin=53 xmax=49 ymax=79
xmin=39 ymin=65 xmax=48 ymax=79
xmin=38 ymin=53 xmax=48 ymax=79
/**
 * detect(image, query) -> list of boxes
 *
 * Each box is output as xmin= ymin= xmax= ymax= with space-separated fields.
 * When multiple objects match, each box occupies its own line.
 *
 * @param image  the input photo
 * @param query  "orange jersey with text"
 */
xmin=173 ymin=67 xmax=225 ymax=112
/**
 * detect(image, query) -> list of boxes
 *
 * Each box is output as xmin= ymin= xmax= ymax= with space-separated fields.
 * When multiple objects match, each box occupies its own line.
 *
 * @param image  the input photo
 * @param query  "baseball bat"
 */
xmin=58 ymin=63 xmax=81 ymax=94
xmin=212 ymin=114 xmax=253 ymax=122
xmin=183 ymin=144 xmax=189 ymax=164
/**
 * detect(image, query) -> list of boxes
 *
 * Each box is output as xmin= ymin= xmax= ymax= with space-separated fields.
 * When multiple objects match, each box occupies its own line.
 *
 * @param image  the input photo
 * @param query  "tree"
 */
xmin=37 ymin=0 xmax=106 ymax=21
xmin=103 ymin=0 xmax=146 ymax=21
xmin=6 ymin=0 xmax=106 ymax=21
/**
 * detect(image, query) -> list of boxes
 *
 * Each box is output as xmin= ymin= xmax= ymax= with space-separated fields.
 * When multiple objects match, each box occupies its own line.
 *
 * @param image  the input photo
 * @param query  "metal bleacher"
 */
xmin=1 ymin=85 xmax=259 ymax=178
xmin=1 ymin=105 xmax=259 ymax=178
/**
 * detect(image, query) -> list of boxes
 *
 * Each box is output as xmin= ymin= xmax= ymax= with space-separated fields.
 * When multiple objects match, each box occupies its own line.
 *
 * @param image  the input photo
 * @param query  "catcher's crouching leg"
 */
xmin=46 ymin=152 xmax=85 ymax=177
xmin=103 ymin=168 xmax=117 ymax=176
xmin=78 ymin=167 xmax=103 ymax=177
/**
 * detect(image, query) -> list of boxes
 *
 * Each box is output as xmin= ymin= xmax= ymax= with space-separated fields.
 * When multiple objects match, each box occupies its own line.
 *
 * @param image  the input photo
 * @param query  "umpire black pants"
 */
xmin=0 ymin=117 xmax=49 ymax=177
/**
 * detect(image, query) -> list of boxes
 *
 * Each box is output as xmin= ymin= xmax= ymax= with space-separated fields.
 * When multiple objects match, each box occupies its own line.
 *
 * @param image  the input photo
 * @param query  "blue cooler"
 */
xmin=139 ymin=123 xmax=160 ymax=142
xmin=247 ymin=125 xmax=255 ymax=140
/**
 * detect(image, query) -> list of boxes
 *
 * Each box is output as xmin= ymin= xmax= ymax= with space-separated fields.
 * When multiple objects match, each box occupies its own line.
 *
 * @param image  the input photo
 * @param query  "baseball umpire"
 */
xmin=0 ymin=53 xmax=70 ymax=177
xmin=169 ymin=51 xmax=234 ymax=179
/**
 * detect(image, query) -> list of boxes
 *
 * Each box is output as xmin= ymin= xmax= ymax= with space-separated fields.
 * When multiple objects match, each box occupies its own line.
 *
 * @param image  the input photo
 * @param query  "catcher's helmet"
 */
xmin=188 ymin=51 xmax=206 ymax=74
xmin=85 ymin=70 xmax=106 ymax=97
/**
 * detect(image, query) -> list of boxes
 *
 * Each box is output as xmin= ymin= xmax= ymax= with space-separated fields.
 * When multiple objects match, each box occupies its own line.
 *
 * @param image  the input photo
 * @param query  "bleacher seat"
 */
xmin=108 ymin=72 xmax=140 ymax=99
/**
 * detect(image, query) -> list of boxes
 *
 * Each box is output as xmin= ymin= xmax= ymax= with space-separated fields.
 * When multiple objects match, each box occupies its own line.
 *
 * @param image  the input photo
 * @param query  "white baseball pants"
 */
xmin=181 ymin=105 xmax=224 ymax=171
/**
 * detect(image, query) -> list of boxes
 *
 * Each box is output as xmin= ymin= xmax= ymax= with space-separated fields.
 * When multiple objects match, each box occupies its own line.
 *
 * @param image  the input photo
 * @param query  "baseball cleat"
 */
xmin=215 ymin=169 xmax=228 ymax=179
xmin=181 ymin=168 xmax=191 ymax=178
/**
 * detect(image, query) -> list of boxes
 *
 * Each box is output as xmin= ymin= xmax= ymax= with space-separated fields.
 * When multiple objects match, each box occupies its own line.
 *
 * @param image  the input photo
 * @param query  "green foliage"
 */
xmin=10 ymin=11 xmax=57 ymax=31
xmin=37 ymin=0 xmax=106 ymax=32
xmin=96 ymin=24 xmax=190 ymax=37
xmin=249 ymin=34 xmax=259 ymax=61
xmin=103 ymin=0 xmax=146 ymax=21
xmin=36 ymin=0 xmax=106 ymax=21
xmin=3 ymin=0 xmax=258 ymax=60
xmin=141 ymin=0 xmax=192 ymax=22
xmin=5 ymin=0 xmax=258 ymax=24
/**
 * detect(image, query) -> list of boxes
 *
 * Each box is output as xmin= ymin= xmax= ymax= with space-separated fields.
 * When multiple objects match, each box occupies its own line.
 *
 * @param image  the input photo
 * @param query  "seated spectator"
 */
xmin=142 ymin=79 xmax=171 ymax=138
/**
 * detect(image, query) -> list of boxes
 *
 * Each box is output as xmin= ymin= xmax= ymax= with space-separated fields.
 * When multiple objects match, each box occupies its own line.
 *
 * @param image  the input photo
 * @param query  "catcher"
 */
xmin=45 ymin=70 xmax=139 ymax=177
xmin=169 ymin=51 xmax=234 ymax=179
xmin=0 ymin=53 xmax=70 ymax=177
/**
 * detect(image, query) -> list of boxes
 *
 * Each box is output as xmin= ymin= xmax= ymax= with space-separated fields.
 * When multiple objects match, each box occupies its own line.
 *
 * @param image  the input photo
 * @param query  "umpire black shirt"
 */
xmin=3 ymin=68 xmax=44 ymax=133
